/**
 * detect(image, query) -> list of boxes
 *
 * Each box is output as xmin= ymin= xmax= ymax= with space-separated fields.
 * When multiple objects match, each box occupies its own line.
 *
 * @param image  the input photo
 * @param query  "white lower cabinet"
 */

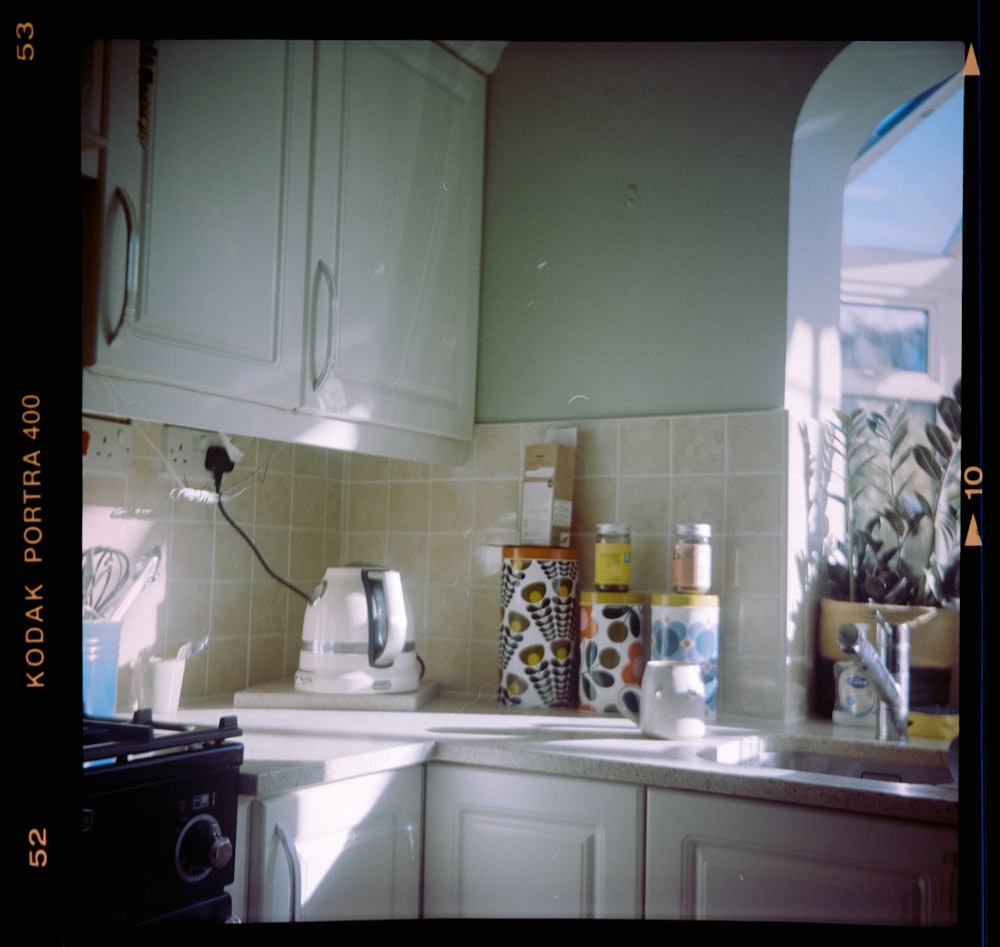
xmin=645 ymin=788 xmax=958 ymax=925
xmin=423 ymin=765 xmax=644 ymax=919
xmin=244 ymin=767 xmax=422 ymax=922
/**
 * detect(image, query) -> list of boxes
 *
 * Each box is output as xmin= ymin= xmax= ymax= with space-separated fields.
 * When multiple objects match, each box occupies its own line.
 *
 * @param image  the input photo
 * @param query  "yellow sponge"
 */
xmin=908 ymin=710 xmax=959 ymax=741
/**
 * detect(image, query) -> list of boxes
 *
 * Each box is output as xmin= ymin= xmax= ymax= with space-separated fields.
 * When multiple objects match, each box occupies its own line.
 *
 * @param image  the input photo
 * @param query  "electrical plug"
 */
xmin=204 ymin=444 xmax=235 ymax=494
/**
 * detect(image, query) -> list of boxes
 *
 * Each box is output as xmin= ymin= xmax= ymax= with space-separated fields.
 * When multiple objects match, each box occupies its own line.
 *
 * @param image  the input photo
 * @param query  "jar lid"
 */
xmin=502 ymin=546 xmax=579 ymax=561
xmin=581 ymin=590 xmax=646 ymax=605
xmin=596 ymin=523 xmax=630 ymax=534
xmin=675 ymin=523 xmax=711 ymax=538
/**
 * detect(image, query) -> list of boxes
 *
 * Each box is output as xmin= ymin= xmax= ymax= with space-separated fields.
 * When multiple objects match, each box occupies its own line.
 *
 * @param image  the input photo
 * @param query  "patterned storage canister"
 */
xmin=578 ymin=591 xmax=646 ymax=713
xmin=649 ymin=593 xmax=720 ymax=721
xmin=497 ymin=546 xmax=580 ymax=708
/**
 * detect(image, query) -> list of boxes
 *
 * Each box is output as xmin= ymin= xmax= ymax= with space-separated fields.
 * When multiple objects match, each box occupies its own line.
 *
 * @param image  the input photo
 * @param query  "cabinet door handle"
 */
xmin=310 ymin=259 xmax=339 ymax=391
xmin=274 ymin=821 xmax=301 ymax=923
xmin=108 ymin=186 xmax=139 ymax=348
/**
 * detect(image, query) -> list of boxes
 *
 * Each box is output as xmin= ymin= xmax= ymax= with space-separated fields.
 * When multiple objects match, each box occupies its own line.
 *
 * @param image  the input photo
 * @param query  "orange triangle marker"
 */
xmin=965 ymin=46 xmax=980 ymax=77
xmin=965 ymin=515 xmax=982 ymax=546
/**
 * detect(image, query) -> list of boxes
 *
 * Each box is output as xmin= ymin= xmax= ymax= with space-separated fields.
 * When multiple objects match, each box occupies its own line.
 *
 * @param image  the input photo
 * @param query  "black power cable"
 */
xmin=205 ymin=446 xmax=314 ymax=606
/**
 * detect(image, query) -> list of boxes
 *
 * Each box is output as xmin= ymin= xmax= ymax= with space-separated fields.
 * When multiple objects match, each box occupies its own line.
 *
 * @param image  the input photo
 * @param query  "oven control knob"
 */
xmin=175 ymin=814 xmax=233 ymax=883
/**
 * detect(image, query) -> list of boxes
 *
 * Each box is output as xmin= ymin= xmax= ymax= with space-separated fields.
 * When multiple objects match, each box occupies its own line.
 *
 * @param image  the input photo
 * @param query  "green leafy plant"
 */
xmin=822 ymin=380 xmax=961 ymax=607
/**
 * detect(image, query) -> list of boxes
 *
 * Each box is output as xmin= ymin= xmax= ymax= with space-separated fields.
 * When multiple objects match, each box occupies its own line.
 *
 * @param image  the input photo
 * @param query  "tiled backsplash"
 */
xmin=82 ymin=410 xmax=818 ymax=720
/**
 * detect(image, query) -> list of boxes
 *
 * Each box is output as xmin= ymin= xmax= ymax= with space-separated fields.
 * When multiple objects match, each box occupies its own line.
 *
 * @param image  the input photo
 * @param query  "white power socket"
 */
xmin=82 ymin=416 xmax=133 ymax=473
xmin=162 ymin=425 xmax=225 ymax=477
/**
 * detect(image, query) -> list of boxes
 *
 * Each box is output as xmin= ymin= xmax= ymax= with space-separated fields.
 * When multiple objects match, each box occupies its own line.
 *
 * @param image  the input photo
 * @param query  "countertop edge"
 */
xmin=172 ymin=701 xmax=959 ymax=826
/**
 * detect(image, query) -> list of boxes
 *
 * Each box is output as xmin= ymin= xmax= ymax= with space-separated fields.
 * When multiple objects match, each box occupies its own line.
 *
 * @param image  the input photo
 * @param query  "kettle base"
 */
xmin=294 ymin=663 xmax=421 ymax=695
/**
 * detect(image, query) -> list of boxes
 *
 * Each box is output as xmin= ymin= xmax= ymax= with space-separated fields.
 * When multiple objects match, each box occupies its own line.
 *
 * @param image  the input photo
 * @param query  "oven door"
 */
xmin=82 ymin=756 xmax=240 ymax=926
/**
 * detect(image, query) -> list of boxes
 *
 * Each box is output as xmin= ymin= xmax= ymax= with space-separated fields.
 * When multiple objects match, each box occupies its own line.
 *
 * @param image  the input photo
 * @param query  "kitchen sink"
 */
xmin=699 ymin=735 xmax=956 ymax=788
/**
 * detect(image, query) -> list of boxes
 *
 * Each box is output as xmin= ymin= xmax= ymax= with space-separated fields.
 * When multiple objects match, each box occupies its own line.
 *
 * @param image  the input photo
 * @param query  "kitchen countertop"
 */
xmin=171 ymin=692 xmax=958 ymax=826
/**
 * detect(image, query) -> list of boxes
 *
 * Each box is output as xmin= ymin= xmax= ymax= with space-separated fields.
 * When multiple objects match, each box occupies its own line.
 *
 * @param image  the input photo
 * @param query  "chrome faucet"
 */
xmin=837 ymin=612 xmax=910 ymax=742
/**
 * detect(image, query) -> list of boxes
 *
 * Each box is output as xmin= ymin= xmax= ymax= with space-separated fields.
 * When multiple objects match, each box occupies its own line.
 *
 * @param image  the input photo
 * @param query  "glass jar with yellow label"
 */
xmin=595 ymin=523 xmax=631 ymax=591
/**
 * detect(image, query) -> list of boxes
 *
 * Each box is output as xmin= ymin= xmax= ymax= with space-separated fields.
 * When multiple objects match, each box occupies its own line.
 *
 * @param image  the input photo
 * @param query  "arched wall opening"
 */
xmin=784 ymin=41 xmax=965 ymax=421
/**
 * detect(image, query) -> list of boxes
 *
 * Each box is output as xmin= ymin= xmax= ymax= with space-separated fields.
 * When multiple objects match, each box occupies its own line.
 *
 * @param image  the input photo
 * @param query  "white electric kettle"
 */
xmin=294 ymin=566 xmax=421 ymax=694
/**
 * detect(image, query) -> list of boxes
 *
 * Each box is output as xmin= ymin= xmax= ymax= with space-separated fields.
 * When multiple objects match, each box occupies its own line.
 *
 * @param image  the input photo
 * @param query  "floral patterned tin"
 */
xmin=497 ymin=547 xmax=580 ymax=708
xmin=578 ymin=591 xmax=646 ymax=713
xmin=649 ymin=593 xmax=720 ymax=721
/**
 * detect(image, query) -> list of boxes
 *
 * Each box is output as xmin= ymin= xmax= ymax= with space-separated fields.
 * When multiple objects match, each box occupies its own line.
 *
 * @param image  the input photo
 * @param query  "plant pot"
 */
xmin=815 ymin=599 xmax=960 ymax=719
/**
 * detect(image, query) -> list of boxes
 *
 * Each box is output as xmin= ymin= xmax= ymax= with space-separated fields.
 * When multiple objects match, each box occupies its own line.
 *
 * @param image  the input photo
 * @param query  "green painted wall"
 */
xmin=475 ymin=41 xmax=844 ymax=423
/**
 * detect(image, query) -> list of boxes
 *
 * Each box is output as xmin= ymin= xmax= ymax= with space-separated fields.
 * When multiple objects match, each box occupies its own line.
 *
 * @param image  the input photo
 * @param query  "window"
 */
xmin=840 ymin=302 xmax=929 ymax=373
xmin=839 ymin=75 xmax=962 ymax=415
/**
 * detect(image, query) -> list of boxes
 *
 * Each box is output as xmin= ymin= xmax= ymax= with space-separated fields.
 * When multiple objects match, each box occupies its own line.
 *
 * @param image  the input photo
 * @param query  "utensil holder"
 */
xmin=82 ymin=620 xmax=123 ymax=716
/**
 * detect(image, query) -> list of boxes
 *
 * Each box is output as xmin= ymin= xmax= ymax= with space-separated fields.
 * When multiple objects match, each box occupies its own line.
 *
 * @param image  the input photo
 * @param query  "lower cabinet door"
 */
xmin=246 ymin=767 xmax=422 ymax=922
xmin=645 ymin=788 xmax=958 ymax=925
xmin=424 ymin=765 xmax=644 ymax=919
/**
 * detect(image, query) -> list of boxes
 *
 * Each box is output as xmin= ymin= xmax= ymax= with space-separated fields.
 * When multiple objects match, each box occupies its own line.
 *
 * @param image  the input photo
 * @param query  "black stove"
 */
xmin=82 ymin=709 xmax=244 ymax=926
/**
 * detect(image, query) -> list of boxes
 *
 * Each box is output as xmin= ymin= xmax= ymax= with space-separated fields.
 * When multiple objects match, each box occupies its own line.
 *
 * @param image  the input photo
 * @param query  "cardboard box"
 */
xmin=519 ymin=440 xmax=576 ymax=547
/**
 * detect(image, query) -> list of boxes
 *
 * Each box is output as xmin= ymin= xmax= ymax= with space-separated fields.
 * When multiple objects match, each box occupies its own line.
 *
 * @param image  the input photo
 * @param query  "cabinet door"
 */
xmin=301 ymin=40 xmax=484 ymax=444
xmin=246 ymin=768 xmax=422 ymax=922
xmin=90 ymin=40 xmax=311 ymax=407
xmin=424 ymin=765 xmax=643 ymax=918
xmin=646 ymin=788 xmax=958 ymax=925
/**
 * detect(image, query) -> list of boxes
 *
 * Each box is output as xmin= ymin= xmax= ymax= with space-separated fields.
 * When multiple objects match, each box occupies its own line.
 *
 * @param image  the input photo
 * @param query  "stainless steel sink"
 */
xmin=700 ymin=736 xmax=955 ymax=787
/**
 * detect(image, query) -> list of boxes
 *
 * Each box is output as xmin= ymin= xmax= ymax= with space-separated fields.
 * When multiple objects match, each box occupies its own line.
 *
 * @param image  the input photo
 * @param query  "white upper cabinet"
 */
xmin=300 ymin=41 xmax=484 ymax=443
xmin=85 ymin=40 xmax=484 ymax=463
xmin=91 ymin=40 xmax=312 ymax=407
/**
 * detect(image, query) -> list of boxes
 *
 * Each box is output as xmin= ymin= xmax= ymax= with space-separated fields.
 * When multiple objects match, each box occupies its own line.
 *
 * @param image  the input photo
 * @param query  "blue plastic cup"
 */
xmin=82 ymin=621 xmax=123 ymax=716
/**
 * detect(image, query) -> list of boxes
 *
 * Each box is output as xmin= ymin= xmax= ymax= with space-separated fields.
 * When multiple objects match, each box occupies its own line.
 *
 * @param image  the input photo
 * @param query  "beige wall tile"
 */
xmin=672 ymin=415 xmax=725 ymax=474
xmin=670 ymin=474 xmax=724 ymax=531
xmin=571 ymin=476 xmax=616 ymax=534
xmin=423 ymin=585 xmax=472 ymax=640
xmin=293 ymin=443 xmax=331 ymax=478
xmin=474 ymin=424 xmax=521 ymax=478
xmin=169 ymin=520 xmax=216 ymax=580
xmin=430 ymin=480 xmax=475 ymax=531
xmin=726 ymin=411 xmax=783 ymax=473
xmin=725 ymin=533 xmax=782 ymax=594
xmin=421 ymin=637 xmax=471 ymax=691
xmin=248 ymin=525 xmax=291 ymax=580
xmin=386 ymin=531 xmax=430 ymax=582
xmin=390 ymin=457 xmax=431 ymax=481
xmin=347 ymin=481 xmax=390 ymax=532
xmin=292 ymin=475 xmax=327 ymax=529
xmin=428 ymin=532 xmax=473 ymax=585
xmin=724 ymin=473 xmax=782 ymax=533
xmin=84 ymin=407 xmax=812 ymax=716
xmin=474 ymin=478 xmax=520 ymax=536
xmin=573 ymin=420 xmax=618 ymax=478
xmin=349 ymin=452 xmax=391 ymax=482
xmin=209 ymin=579 xmax=253 ymax=638
xmin=213 ymin=519 xmax=255 ymax=579
xmin=618 ymin=475 xmax=671 ymax=534
xmin=618 ymin=417 xmax=670 ymax=475
xmin=389 ymin=481 xmax=431 ymax=532
xmin=289 ymin=528 xmax=327 ymax=585
xmin=343 ymin=532 xmax=388 ymax=566
xmin=254 ymin=470 xmax=293 ymax=523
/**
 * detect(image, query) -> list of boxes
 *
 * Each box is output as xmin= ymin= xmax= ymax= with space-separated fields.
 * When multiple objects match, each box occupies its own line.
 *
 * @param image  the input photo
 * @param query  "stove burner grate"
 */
xmin=83 ymin=707 xmax=242 ymax=765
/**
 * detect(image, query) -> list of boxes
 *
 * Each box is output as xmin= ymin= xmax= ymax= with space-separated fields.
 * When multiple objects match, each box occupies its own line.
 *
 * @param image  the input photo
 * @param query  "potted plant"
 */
xmin=812 ymin=380 xmax=962 ymax=716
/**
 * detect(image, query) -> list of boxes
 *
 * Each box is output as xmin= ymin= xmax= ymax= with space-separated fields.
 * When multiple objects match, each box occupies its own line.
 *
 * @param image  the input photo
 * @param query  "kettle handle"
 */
xmin=363 ymin=570 xmax=407 ymax=668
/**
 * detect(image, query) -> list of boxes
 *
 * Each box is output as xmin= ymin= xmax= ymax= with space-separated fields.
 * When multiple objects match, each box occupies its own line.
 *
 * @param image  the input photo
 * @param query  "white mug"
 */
xmin=616 ymin=660 xmax=707 ymax=739
xmin=134 ymin=657 xmax=186 ymax=715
